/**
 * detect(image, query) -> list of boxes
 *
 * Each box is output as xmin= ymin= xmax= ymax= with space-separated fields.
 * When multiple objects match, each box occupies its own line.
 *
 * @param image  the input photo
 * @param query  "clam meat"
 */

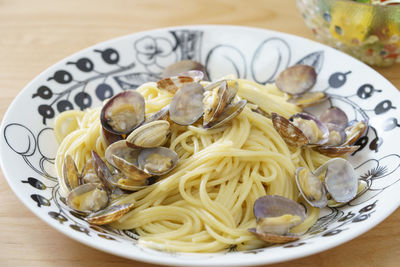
xmin=295 ymin=167 xmax=327 ymax=208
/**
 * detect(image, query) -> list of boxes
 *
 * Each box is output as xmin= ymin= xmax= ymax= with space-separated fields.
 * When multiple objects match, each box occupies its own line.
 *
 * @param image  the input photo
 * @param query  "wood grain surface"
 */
xmin=0 ymin=0 xmax=399 ymax=266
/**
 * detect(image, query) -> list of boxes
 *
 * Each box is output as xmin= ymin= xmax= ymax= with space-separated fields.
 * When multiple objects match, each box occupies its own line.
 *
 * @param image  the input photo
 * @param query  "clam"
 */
xmin=126 ymin=120 xmax=170 ymax=148
xmin=91 ymin=150 xmax=117 ymax=195
xmin=203 ymin=80 xmax=239 ymax=127
xmin=138 ymin=147 xmax=178 ymax=176
xmin=62 ymin=155 xmax=80 ymax=192
xmin=320 ymin=107 xmax=349 ymax=132
xmin=86 ymin=203 xmax=135 ymax=225
xmin=321 ymin=158 xmax=358 ymax=203
xmin=108 ymin=172 xmax=149 ymax=191
xmin=275 ymin=65 xmax=317 ymax=95
xmin=169 ymin=83 xmax=204 ymax=125
xmin=66 ymin=183 xmax=109 ymax=214
xmin=101 ymin=127 xmax=123 ymax=146
xmin=248 ymin=195 xmax=306 ymax=244
xmin=295 ymin=167 xmax=327 ymax=208
xmin=203 ymin=99 xmax=247 ymax=129
xmin=343 ymin=121 xmax=367 ymax=146
xmin=287 ymin=92 xmax=328 ymax=108
xmin=162 ymin=60 xmax=209 ymax=81
xmin=100 ymin=90 xmax=145 ymax=135
xmin=105 ymin=140 xmax=151 ymax=181
xmin=271 ymin=112 xmax=329 ymax=147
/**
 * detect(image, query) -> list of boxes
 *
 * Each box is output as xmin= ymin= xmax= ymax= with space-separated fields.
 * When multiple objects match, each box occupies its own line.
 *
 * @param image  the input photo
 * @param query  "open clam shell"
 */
xmin=126 ymin=120 xmax=170 ymax=148
xmin=108 ymin=172 xmax=148 ymax=191
xmin=100 ymin=90 xmax=145 ymax=135
xmin=287 ymin=91 xmax=329 ymax=108
xmin=271 ymin=113 xmax=309 ymax=147
xmin=203 ymin=99 xmax=247 ymax=129
xmin=138 ymin=147 xmax=178 ymax=176
xmin=249 ymin=195 xmax=306 ymax=244
xmin=62 ymin=155 xmax=80 ymax=192
xmin=86 ymin=203 xmax=135 ymax=225
xmin=161 ymin=60 xmax=209 ymax=81
xmin=313 ymin=145 xmax=360 ymax=157
xmin=343 ymin=121 xmax=367 ymax=146
xmin=105 ymin=140 xmax=150 ymax=181
xmin=295 ymin=167 xmax=327 ymax=208
xmin=248 ymin=228 xmax=299 ymax=244
xmin=290 ymin=113 xmax=329 ymax=146
xmin=169 ymin=83 xmax=204 ymax=125
xmin=275 ymin=64 xmax=317 ymax=95
xmin=66 ymin=183 xmax=109 ymax=214
xmin=203 ymin=80 xmax=239 ymax=126
xmin=101 ymin=127 xmax=123 ymax=146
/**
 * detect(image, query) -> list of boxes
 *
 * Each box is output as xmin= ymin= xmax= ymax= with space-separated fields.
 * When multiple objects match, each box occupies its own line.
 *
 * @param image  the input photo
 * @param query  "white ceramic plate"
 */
xmin=1 ymin=25 xmax=400 ymax=266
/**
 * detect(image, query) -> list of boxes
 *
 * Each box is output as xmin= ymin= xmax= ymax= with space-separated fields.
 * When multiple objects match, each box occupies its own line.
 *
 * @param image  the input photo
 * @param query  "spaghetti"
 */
xmin=54 ymin=78 xmax=331 ymax=252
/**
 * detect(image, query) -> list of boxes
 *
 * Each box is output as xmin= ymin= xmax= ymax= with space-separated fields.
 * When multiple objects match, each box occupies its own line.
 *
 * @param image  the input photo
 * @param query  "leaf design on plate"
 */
xmin=22 ymin=177 xmax=46 ymax=190
xmin=114 ymin=72 xmax=160 ymax=90
xmin=31 ymin=194 xmax=50 ymax=207
xmin=295 ymin=51 xmax=324 ymax=73
xmin=48 ymin=211 xmax=68 ymax=224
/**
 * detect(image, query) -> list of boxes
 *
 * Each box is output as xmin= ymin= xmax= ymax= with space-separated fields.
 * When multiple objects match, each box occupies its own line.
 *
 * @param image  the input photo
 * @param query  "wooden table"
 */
xmin=1 ymin=0 xmax=399 ymax=266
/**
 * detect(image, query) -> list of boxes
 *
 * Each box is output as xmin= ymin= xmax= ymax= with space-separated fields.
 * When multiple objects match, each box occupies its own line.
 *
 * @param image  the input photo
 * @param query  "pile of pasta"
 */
xmin=54 ymin=78 xmax=331 ymax=252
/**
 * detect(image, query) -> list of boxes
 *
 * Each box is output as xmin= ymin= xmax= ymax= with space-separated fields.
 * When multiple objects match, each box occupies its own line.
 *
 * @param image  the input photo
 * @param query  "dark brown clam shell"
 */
xmin=287 ymin=91 xmax=329 ymax=108
xmin=62 ymin=155 xmax=80 ymax=192
xmin=271 ymin=113 xmax=308 ymax=147
xmin=86 ymin=203 xmax=135 ymax=225
xmin=313 ymin=145 xmax=360 ymax=157
xmin=248 ymin=228 xmax=299 ymax=244
xmin=275 ymin=64 xmax=317 ymax=95
xmin=290 ymin=113 xmax=330 ymax=146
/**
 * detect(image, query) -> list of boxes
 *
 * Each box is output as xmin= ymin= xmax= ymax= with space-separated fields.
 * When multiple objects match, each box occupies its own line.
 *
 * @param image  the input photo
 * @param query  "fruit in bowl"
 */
xmin=297 ymin=0 xmax=400 ymax=66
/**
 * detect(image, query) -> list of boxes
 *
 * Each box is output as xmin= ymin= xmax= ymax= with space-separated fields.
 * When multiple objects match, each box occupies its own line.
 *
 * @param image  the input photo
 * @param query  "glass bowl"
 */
xmin=297 ymin=0 xmax=400 ymax=66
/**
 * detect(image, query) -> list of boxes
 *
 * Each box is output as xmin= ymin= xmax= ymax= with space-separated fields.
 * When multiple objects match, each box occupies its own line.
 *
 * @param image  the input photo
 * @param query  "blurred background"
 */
xmin=0 ymin=0 xmax=399 ymax=266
